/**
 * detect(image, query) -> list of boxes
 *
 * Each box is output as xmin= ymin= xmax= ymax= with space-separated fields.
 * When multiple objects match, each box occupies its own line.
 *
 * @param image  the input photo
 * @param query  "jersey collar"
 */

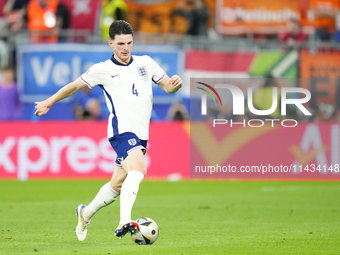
xmin=111 ymin=54 xmax=134 ymax=66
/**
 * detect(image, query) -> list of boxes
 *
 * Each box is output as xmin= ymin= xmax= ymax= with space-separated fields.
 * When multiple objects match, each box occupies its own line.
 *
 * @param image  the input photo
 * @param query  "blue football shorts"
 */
xmin=109 ymin=132 xmax=148 ymax=168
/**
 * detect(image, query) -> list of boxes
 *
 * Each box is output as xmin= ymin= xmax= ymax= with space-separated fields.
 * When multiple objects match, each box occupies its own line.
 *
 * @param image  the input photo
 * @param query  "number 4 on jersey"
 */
xmin=132 ymin=83 xmax=139 ymax=97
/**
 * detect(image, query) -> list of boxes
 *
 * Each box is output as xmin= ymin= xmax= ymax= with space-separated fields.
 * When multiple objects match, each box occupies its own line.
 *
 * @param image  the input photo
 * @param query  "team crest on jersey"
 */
xmin=137 ymin=66 xmax=148 ymax=77
xmin=128 ymin=139 xmax=137 ymax=146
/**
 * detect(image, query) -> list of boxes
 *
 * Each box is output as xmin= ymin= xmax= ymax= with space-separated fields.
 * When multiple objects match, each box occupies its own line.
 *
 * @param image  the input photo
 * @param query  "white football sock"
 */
xmin=83 ymin=182 xmax=119 ymax=221
xmin=119 ymin=170 xmax=144 ymax=225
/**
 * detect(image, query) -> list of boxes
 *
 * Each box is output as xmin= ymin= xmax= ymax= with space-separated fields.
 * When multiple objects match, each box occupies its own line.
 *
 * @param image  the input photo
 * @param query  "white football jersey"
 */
xmin=80 ymin=55 xmax=166 ymax=140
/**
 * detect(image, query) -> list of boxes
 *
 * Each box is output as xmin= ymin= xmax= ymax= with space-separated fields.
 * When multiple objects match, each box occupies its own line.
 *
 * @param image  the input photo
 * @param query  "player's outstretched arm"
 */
xmin=158 ymin=75 xmax=182 ymax=94
xmin=35 ymin=78 xmax=87 ymax=116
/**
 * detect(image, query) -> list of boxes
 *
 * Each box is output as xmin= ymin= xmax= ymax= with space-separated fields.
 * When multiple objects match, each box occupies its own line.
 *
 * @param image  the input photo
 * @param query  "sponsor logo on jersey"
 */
xmin=137 ymin=66 xmax=148 ymax=77
xmin=128 ymin=139 xmax=137 ymax=146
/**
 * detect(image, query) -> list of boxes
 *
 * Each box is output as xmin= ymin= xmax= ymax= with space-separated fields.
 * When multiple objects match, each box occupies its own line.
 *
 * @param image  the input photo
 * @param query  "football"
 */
xmin=131 ymin=217 xmax=159 ymax=245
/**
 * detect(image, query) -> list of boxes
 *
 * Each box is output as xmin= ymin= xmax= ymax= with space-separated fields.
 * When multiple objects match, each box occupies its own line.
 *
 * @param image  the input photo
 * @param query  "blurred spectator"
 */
xmin=250 ymin=77 xmax=281 ymax=120
xmin=0 ymin=40 xmax=9 ymax=67
xmin=82 ymin=98 xmax=104 ymax=120
xmin=279 ymin=17 xmax=308 ymax=49
xmin=0 ymin=66 xmax=21 ymax=120
xmin=173 ymin=0 xmax=209 ymax=36
xmin=100 ymin=0 xmax=128 ymax=41
xmin=1 ymin=0 xmax=29 ymax=68
xmin=309 ymin=0 xmax=339 ymax=41
xmin=2 ymin=0 xmax=29 ymax=35
xmin=56 ymin=2 xmax=69 ymax=41
xmin=166 ymin=100 xmax=189 ymax=121
xmin=72 ymin=86 xmax=107 ymax=120
xmin=27 ymin=0 xmax=69 ymax=43
xmin=318 ymin=103 xmax=335 ymax=121
xmin=206 ymin=102 xmax=234 ymax=121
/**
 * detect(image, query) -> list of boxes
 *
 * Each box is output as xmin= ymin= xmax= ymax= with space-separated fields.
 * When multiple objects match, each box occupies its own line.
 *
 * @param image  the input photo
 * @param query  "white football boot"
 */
xmin=75 ymin=204 xmax=91 ymax=241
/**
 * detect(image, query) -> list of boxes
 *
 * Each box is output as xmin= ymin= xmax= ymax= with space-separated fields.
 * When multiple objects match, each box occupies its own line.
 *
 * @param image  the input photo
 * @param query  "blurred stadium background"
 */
xmin=0 ymin=0 xmax=340 ymax=180
xmin=1 ymin=1 xmax=340 ymax=254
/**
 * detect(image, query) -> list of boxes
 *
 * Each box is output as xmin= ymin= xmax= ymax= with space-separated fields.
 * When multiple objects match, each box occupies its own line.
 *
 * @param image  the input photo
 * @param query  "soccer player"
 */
xmin=34 ymin=20 xmax=183 ymax=241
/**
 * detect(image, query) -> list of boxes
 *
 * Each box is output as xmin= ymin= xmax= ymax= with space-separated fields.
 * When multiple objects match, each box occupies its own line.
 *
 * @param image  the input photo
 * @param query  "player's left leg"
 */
xmin=114 ymin=149 xmax=146 ymax=238
xmin=84 ymin=166 xmax=128 ymax=220
xmin=75 ymin=166 xmax=127 ymax=241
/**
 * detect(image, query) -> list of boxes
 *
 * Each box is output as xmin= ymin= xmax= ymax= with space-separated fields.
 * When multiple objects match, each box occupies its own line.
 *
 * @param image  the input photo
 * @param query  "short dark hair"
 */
xmin=109 ymin=20 xmax=133 ymax=40
xmin=1 ymin=65 xmax=15 ymax=72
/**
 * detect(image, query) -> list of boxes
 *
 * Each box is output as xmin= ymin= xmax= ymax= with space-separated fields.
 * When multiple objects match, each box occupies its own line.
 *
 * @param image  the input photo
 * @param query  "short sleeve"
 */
xmin=147 ymin=56 xmax=166 ymax=84
xmin=80 ymin=63 xmax=102 ymax=89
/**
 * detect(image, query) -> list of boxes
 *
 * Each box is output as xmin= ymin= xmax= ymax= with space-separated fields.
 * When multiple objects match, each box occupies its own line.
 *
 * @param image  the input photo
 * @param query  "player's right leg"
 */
xmin=115 ymin=149 xmax=146 ymax=238
xmin=75 ymin=166 xmax=127 ymax=241
xmin=107 ymin=132 xmax=147 ymax=239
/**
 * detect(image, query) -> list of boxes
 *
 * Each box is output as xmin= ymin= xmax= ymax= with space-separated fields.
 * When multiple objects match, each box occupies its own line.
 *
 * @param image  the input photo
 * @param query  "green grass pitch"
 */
xmin=0 ymin=180 xmax=339 ymax=254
